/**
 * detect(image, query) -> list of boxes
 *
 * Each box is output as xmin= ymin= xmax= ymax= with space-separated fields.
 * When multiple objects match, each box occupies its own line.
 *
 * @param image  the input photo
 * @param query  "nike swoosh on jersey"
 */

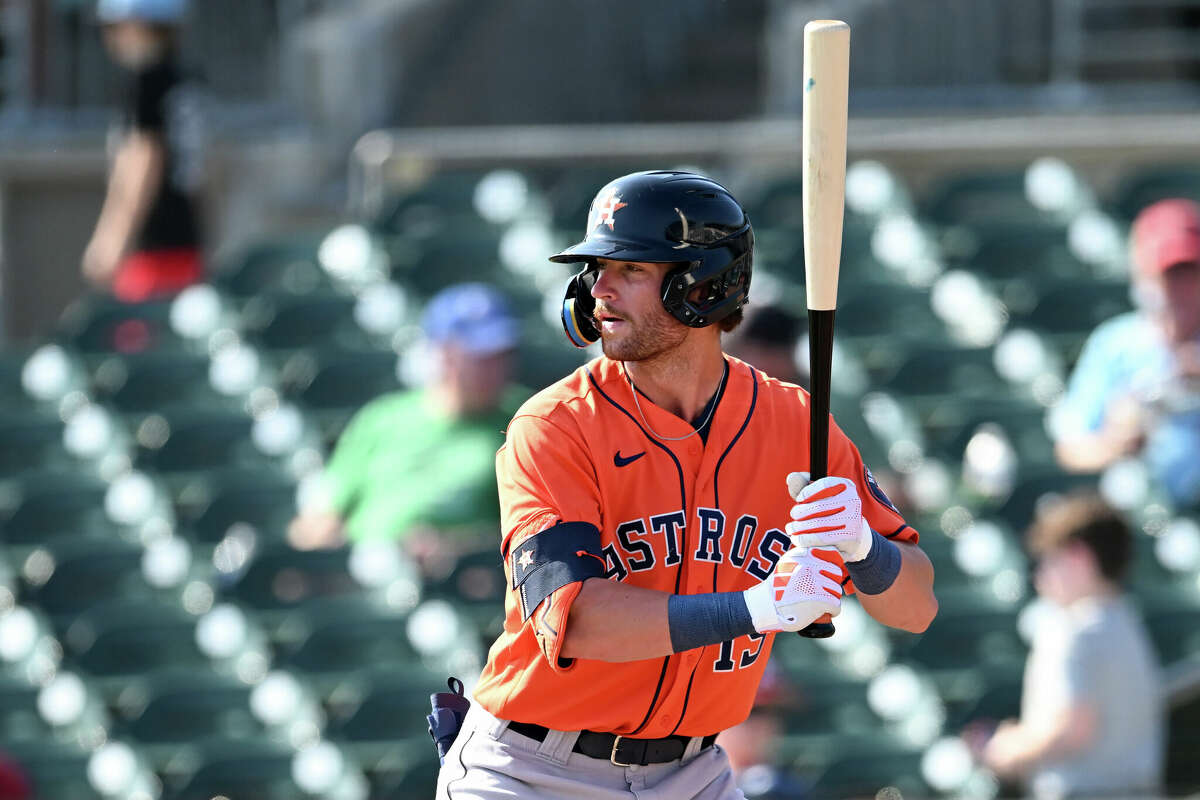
xmin=613 ymin=450 xmax=646 ymax=467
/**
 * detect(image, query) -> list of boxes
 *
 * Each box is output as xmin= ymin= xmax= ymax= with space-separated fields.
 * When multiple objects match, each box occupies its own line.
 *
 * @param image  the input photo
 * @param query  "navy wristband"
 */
xmin=845 ymin=530 xmax=902 ymax=595
xmin=667 ymin=592 xmax=756 ymax=653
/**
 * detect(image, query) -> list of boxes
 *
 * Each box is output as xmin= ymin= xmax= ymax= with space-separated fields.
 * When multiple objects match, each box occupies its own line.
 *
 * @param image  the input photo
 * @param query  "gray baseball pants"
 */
xmin=436 ymin=701 xmax=745 ymax=800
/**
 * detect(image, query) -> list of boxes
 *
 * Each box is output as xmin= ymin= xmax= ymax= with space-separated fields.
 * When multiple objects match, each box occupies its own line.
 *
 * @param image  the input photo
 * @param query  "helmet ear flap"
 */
xmin=561 ymin=268 xmax=600 ymax=348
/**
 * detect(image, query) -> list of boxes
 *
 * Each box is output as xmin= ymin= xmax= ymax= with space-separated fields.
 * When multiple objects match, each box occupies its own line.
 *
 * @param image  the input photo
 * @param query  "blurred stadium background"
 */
xmin=0 ymin=0 xmax=1198 ymax=797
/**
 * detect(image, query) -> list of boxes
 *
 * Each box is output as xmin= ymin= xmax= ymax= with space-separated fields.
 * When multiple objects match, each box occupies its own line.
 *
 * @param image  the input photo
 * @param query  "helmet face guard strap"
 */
xmin=561 ymin=267 xmax=600 ymax=348
xmin=661 ymin=238 xmax=752 ymax=329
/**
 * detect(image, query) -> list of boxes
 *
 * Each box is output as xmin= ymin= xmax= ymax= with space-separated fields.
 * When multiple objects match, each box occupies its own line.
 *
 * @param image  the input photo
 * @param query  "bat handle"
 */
xmin=799 ymin=308 xmax=837 ymax=639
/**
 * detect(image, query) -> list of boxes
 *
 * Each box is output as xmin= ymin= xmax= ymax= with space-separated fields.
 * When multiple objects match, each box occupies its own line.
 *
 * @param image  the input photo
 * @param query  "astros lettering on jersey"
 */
xmin=472 ymin=355 xmax=918 ymax=738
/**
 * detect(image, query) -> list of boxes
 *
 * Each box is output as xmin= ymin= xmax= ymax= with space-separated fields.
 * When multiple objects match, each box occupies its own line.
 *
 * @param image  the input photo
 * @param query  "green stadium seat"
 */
xmin=57 ymin=296 xmax=182 ymax=357
xmin=211 ymin=234 xmax=331 ymax=299
xmin=944 ymin=220 xmax=1090 ymax=282
xmin=133 ymin=410 xmax=270 ymax=478
xmin=370 ymin=755 xmax=442 ymax=800
xmin=20 ymin=537 xmax=162 ymax=626
xmin=922 ymin=168 xmax=1045 ymax=226
xmin=175 ymin=467 xmax=297 ymax=546
xmin=324 ymin=664 xmax=451 ymax=760
xmin=0 ymin=470 xmax=114 ymax=547
xmin=159 ymin=737 xmax=301 ymax=800
xmin=373 ymin=169 xmax=498 ymax=233
xmin=808 ymin=742 xmax=931 ymax=799
xmin=0 ymin=676 xmax=51 ymax=745
xmin=992 ymin=469 xmax=1096 ymax=531
xmin=112 ymin=668 xmax=264 ymax=761
xmin=1006 ymin=278 xmax=1132 ymax=338
xmin=0 ymin=351 xmax=33 ymax=410
xmin=388 ymin=231 xmax=504 ymax=299
xmin=897 ymin=601 xmax=1025 ymax=677
xmin=873 ymin=344 xmax=1007 ymax=403
xmin=919 ymin=396 xmax=1053 ymax=467
xmin=0 ymin=739 xmax=99 ymax=800
xmin=91 ymin=351 xmax=241 ymax=416
xmin=943 ymin=674 xmax=1022 ymax=730
xmin=781 ymin=677 xmax=883 ymax=739
xmin=220 ymin=544 xmax=365 ymax=626
xmin=0 ymin=410 xmax=71 ymax=478
xmin=62 ymin=600 xmax=209 ymax=692
xmin=1111 ymin=163 xmax=1200 ymax=223
xmin=272 ymin=597 xmax=421 ymax=691
xmin=241 ymin=291 xmax=373 ymax=354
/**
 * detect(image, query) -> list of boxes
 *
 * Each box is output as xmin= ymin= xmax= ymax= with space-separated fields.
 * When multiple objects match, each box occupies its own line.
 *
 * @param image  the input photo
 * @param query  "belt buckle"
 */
xmin=609 ymin=735 xmax=633 ymax=767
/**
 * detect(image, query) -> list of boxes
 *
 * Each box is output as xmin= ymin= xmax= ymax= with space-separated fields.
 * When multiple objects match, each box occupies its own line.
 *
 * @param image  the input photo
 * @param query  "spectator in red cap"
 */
xmin=1051 ymin=198 xmax=1200 ymax=506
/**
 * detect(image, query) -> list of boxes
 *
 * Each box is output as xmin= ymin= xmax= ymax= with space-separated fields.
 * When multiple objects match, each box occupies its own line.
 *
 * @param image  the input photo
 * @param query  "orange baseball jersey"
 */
xmin=472 ymin=355 xmax=918 ymax=738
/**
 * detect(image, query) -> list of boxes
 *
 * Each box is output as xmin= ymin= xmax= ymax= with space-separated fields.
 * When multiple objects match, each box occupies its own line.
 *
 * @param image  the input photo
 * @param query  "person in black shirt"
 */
xmin=83 ymin=0 xmax=204 ymax=301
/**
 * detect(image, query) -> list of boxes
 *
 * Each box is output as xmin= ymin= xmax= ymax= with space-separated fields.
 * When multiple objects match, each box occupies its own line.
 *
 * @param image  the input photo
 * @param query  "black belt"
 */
xmin=507 ymin=720 xmax=719 ymax=766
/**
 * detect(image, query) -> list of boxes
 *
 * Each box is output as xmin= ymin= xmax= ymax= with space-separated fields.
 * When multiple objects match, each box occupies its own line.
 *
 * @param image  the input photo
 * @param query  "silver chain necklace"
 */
xmin=623 ymin=362 xmax=727 ymax=442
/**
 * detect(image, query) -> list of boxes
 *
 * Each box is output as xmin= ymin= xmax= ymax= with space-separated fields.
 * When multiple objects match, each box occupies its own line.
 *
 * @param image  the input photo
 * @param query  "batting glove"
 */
xmin=742 ymin=547 xmax=843 ymax=633
xmin=785 ymin=472 xmax=874 ymax=563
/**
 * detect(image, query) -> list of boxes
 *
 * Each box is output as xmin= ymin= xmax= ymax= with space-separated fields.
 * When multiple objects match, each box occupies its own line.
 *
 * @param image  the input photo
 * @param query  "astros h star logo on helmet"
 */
xmin=590 ymin=190 xmax=628 ymax=230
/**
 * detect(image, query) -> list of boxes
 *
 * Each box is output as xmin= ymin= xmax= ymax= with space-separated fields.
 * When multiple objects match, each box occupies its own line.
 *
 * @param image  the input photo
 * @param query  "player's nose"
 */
xmin=591 ymin=265 xmax=617 ymax=300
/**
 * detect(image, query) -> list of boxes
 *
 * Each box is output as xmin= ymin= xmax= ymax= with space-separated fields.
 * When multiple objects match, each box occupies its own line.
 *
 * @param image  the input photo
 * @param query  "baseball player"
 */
xmin=436 ymin=171 xmax=938 ymax=799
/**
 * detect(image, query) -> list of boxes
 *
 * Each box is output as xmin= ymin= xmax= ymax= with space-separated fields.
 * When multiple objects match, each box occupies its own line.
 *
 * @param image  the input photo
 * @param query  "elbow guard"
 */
xmin=510 ymin=521 xmax=605 ymax=621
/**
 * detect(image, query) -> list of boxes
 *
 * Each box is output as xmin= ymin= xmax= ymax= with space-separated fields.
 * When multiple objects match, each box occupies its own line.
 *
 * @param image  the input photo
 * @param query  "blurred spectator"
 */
xmin=289 ymin=283 xmax=527 ymax=573
xmin=726 ymin=303 xmax=803 ymax=384
xmin=717 ymin=663 xmax=811 ymax=799
xmin=83 ymin=0 xmax=205 ymax=302
xmin=972 ymin=492 xmax=1163 ymax=798
xmin=1051 ymin=199 xmax=1200 ymax=507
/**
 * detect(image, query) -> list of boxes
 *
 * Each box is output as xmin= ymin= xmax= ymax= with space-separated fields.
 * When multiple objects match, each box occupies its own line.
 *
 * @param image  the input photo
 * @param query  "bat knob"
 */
xmin=798 ymin=618 xmax=836 ymax=639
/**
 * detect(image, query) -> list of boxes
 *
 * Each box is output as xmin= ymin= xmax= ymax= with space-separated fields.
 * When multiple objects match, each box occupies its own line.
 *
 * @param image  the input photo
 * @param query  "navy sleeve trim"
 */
xmin=511 ymin=521 xmax=605 ymax=621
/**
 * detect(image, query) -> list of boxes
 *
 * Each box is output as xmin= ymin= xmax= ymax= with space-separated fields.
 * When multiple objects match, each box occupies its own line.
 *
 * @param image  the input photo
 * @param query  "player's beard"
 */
xmin=597 ymin=305 xmax=688 ymax=362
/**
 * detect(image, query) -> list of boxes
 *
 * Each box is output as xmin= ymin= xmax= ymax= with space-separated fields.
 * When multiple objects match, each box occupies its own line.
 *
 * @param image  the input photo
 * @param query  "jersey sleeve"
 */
xmin=827 ymin=414 xmax=918 ymax=595
xmin=496 ymin=412 xmax=603 ymax=672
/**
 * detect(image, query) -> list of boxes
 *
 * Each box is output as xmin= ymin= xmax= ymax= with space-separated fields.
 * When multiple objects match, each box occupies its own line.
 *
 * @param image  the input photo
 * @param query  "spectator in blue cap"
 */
xmin=289 ymin=283 xmax=528 ymax=572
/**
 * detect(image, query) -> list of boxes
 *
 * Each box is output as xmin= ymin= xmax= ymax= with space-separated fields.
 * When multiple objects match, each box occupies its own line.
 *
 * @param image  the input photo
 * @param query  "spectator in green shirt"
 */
xmin=288 ymin=283 xmax=526 ymax=572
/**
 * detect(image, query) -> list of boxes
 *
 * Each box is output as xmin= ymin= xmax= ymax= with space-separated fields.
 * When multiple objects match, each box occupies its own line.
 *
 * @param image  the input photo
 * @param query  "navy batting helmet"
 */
xmin=550 ymin=170 xmax=753 ymax=348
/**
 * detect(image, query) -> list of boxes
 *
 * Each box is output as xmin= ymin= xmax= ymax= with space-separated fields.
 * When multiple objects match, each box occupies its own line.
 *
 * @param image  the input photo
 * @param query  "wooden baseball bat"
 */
xmin=797 ymin=19 xmax=849 ymax=639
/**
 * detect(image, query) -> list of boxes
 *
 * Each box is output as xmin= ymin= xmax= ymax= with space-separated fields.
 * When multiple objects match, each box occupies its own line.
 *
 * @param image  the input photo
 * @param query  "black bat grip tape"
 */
xmin=799 ymin=308 xmax=836 ymax=640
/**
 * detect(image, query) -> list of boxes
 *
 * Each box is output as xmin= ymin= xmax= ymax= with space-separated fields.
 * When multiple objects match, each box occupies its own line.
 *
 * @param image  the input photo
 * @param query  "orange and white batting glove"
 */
xmin=742 ymin=547 xmax=843 ymax=633
xmin=785 ymin=473 xmax=874 ymax=563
